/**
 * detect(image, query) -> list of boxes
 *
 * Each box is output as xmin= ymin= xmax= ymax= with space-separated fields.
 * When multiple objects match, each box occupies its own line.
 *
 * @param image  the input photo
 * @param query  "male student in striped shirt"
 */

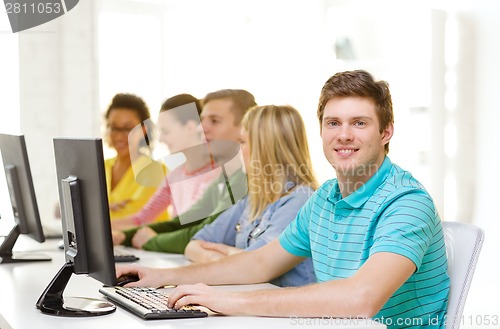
xmin=117 ymin=70 xmax=450 ymax=329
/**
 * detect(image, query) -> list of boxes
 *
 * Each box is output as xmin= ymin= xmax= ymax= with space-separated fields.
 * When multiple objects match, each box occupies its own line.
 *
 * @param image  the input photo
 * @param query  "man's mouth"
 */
xmin=335 ymin=148 xmax=358 ymax=156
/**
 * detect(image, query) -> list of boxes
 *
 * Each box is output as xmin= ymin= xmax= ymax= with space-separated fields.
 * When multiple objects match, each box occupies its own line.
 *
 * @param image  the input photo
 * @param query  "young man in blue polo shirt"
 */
xmin=117 ymin=70 xmax=450 ymax=328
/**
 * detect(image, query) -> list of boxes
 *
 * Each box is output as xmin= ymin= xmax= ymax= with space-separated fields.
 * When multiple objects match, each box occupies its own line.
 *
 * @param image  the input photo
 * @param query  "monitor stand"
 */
xmin=0 ymin=225 xmax=51 ymax=264
xmin=36 ymin=262 xmax=116 ymax=317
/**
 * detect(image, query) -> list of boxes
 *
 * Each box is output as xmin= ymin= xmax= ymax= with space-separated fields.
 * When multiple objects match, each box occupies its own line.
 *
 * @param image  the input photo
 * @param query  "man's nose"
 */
xmin=337 ymin=125 xmax=354 ymax=142
xmin=201 ymin=119 xmax=211 ymax=135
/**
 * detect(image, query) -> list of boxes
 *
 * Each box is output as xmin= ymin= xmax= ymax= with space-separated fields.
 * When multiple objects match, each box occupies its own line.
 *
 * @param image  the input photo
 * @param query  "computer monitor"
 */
xmin=36 ymin=138 xmax=117 ymax=317
xmin=0 ymin=133 xmax=51 ymax=264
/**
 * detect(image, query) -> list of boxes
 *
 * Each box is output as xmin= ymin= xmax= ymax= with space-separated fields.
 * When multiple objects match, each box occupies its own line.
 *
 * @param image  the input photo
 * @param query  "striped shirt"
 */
xmin=279 ymin=157 xmax=450 ymax=328
xmin=130 ymin=161 xmax=219 ymax=225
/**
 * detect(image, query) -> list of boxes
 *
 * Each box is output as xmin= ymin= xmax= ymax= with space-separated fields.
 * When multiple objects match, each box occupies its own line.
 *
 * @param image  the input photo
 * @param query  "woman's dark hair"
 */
xmin=105 ymin=93 xmax=151 ymax=123
xmin=104 ymin=93 xmax=155 ymax=151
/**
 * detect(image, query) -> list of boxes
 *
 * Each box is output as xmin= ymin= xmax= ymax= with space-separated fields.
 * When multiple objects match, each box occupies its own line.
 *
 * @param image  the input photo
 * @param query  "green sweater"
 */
xmin=122 ymin=169 xmax=247 ymax=253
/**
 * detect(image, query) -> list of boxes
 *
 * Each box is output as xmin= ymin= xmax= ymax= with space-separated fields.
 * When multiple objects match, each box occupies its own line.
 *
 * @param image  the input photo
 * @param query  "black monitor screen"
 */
xmin=0 ymin=133 xmax=50 ymax=264
xmin=36 ymin=137 xmax=116 ymax=317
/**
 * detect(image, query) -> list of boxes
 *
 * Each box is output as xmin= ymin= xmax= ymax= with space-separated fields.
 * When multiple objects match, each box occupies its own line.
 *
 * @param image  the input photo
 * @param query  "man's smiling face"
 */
xmin=321 ymin=96 xmax=393 ymax=181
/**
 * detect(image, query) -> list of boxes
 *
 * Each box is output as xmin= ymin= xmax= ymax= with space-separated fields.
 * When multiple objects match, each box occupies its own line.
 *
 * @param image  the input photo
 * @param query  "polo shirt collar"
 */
xmin=328 ymin=156 xmax=392 ymax=208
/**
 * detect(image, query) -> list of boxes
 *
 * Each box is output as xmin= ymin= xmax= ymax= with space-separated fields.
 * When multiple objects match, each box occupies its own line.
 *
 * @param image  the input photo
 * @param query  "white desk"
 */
xmin=0 ymin=236 xmax=386 ymax=329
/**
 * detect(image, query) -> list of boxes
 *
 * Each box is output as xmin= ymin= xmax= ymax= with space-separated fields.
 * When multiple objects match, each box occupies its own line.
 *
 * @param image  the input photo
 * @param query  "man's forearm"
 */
xmin=121 ymin=217 xmax=183 ymax=247
xmin=143 ymin=214 xmax=221 ymax=253
xmin=232 ymin=279 xmax=374 ymax=318
xmin=230 ymin=252 xmax=416 ymax=318
xmin=165 ymin=247 xmax=276 ymax=286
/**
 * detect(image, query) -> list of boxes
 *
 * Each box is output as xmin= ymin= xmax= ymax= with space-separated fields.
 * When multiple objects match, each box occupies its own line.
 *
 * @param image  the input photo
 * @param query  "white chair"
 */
xmin=442 ymin=221 xmax=485 ymax=329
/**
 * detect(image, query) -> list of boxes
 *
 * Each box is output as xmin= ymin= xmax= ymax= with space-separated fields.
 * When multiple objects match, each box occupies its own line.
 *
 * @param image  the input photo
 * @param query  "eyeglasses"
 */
xmin=107 ymin=125 xmax=135 ymax=135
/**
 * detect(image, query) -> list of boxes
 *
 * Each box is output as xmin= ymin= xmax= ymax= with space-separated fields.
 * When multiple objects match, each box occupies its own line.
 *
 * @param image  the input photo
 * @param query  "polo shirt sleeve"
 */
xmin=279 ymin=192 xmax=314 ymax=258
xmin=370 ymin=189 xmax=439 ymax=270
xmin=191 ymin=197 xmax=247 ymax=246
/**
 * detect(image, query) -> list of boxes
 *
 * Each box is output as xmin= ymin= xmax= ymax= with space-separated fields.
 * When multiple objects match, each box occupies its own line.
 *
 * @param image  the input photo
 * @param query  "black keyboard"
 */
xmin=99 ymin=286 xmax=208 ymax=319
xmin=58 ymin=242 xmax=140 ymax=262
xmin=113 ymin=251 xmax=139 ymax=263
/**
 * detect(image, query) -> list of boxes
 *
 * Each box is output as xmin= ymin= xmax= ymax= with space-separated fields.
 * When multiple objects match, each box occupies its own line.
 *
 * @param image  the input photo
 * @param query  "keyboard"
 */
xmin=99 ymin=286 xmax=208 ymax=319
xmin=113 ymin=249 xmax=140 ymax=263
xmin=56 ymin=241 xmax=139 ymax=262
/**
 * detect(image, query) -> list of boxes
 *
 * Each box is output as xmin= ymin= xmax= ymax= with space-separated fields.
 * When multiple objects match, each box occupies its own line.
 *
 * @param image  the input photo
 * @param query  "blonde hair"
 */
xmin=242 ymin=105 xmax=318 ymax=221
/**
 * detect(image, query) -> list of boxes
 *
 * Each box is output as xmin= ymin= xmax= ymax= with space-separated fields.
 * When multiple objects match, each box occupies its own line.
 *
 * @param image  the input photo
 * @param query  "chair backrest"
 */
xmin=442 ymin=221 xmax=484 ymax=329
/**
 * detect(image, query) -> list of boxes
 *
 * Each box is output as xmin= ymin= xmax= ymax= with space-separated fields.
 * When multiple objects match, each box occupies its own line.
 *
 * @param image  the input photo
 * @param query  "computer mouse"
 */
xmin=116 ymin=274 xmax=140 ymax=287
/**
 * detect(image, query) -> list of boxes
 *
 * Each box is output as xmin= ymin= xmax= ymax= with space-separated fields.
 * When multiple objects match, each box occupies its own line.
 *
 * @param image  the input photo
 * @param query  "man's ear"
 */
xmin=381 ymin=123 xmax=394 ymax=145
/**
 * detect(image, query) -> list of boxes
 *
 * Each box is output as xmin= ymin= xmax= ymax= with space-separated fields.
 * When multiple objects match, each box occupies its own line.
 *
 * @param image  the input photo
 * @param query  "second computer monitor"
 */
xmin=0 ymin=133 xmax=50 ymax=264
xmin=54 ymin=137 xmax=116 ymax=283
xmin=36 ymin=138 xmax=117 ymax=316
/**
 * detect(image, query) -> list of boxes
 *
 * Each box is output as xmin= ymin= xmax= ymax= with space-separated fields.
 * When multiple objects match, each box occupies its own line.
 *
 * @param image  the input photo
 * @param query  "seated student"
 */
xmin=104 ymin=93 xmax=168 ymax=222
xmin=184 ymin=105 xmax=318 ymax=287
xmin=112 ymin=89 xmax=256 ymax=253
xmin=117 ymin=70 xmax=450 ymax=328
xmin=111 ymin=94 xmax=220 ymax=231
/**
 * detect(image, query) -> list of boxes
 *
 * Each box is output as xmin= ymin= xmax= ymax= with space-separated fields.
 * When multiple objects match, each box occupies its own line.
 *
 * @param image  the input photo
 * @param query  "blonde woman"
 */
xmin=184 ymin=105 xmax=318 ymax=287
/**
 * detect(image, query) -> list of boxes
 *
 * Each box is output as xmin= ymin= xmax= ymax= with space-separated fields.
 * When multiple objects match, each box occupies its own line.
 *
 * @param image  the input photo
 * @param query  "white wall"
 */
xmin=469 ymin=1 xmax=500 ymax=230
xmin=4 ymin=1 xmax=100 ymax=222
xmin=1 ymin=0 xmax=499 ymax=227
xmin=463 ymin=3 xmax=500 ymax=324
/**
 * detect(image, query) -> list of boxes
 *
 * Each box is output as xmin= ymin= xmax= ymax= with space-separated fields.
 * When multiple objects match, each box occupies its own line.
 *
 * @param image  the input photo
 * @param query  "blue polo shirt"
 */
xmin=280 ymin=157 xmax=450 ymax=328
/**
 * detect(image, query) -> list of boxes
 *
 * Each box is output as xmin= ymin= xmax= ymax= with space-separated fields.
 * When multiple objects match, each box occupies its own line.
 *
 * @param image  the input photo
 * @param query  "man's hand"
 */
xmin=112 ymin=230 xmax=126 ymax=245
xmin=116 ymin=264 xmax=170 ymax=288
xmin=167 ymin=283 xmax=245 ymax=315
xmin=132 ymin=226 xmax=157 ymax=249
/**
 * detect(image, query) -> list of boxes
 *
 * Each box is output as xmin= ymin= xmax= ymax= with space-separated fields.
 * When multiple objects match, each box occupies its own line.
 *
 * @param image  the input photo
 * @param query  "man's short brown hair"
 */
xmin=317 ymin=70 xmax=394 ymax=153
xmin=203 ymin=89 xmax=257 ymax=125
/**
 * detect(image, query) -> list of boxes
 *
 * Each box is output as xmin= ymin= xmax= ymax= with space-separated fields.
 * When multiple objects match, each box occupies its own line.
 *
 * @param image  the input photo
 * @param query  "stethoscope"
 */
xmin=235 ymin=182 xmax=297 ymax=241
xmin=235 ymin=218 xmax=267 ymax=245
